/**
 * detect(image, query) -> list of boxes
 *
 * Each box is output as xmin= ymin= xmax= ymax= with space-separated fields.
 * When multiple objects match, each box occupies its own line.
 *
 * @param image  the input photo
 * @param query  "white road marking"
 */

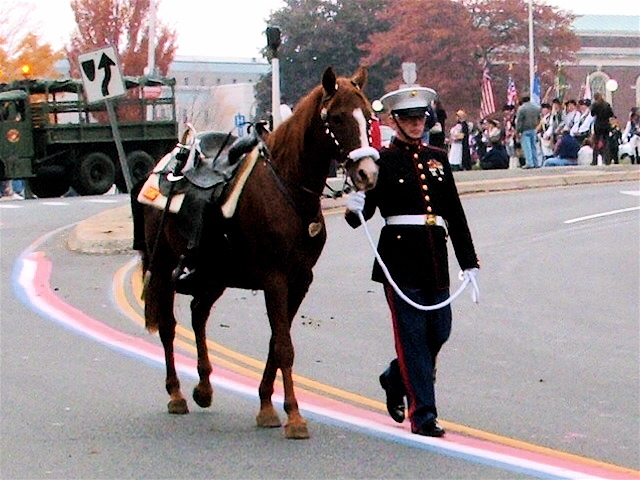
xmin=620 ymin=190 xmax=640 ymax=197
xmin=564 ymin=206 xmax=640 ymax=224
xmin=86 ymin=198 xmax=121 ymax=204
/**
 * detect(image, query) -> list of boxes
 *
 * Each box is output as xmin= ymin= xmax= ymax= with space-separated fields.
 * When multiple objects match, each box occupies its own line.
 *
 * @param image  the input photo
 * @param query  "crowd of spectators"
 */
xmin=387 ymin=95 xmax=640 ymax=171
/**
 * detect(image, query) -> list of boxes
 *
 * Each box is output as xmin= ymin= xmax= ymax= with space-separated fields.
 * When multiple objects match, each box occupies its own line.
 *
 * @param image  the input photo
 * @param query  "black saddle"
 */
xmin=154 ymin=130 xmax=262 ymax=247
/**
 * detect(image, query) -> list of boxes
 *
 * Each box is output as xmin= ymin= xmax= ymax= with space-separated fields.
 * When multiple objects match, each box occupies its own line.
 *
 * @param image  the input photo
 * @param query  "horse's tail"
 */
xmin=130 ymin=177 xmax=147 ymax=255
xmin=130 ymin=178 xmax=154 ymax=328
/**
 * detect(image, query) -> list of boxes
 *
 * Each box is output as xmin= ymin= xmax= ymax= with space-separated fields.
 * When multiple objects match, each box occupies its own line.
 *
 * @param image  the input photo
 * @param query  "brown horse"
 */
xmin=133 ymin=66 xmax=378 ymax=439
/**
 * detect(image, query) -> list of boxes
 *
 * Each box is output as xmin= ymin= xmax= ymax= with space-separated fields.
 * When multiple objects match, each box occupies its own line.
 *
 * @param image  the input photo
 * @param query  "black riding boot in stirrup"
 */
xmin=172 ymin=253 xmax=200 ymax=295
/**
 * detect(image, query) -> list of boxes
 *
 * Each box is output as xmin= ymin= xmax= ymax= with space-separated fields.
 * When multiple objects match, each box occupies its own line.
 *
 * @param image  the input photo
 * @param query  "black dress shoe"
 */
xmin=412 ymin=419 xmax=445 ymax=437
xmin=379 ymin=374 xmax=405 ymax=423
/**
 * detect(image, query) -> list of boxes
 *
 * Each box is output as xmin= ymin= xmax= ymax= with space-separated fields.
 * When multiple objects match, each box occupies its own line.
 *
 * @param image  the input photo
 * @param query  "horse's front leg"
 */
xmin=260 ymin=278 xmax=309 ymax=439
xmin=255 ymin=341 xmax=282 ymax=429
xmin=190 ymin=287 xmax=223 ymax=408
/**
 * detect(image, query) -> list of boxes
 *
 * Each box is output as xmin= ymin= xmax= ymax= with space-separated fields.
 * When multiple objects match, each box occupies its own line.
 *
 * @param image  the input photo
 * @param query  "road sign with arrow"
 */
xmin=78 ymin=46 xmax=126 ymax=104
xmin=77 ymin=46 xmax=132 ymax=191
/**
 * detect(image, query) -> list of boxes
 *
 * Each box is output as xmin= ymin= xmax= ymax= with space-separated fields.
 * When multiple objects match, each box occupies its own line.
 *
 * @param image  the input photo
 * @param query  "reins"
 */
xmin=356 ymin=210 xmax=479 ymax=310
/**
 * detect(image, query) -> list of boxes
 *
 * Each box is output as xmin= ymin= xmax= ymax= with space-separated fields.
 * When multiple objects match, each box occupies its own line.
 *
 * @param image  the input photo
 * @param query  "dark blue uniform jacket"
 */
xmin=346 ymin=138 xmax=479 ymax=291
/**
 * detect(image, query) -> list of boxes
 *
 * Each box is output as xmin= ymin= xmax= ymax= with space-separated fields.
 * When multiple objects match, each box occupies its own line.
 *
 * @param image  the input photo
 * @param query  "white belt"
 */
xmin=384 ymin=214 xmax=446 ymax=228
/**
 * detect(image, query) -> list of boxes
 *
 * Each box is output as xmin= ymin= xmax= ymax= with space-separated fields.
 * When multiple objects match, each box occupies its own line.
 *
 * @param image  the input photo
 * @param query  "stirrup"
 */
xmin=172 ymin=255 xmax=198 ymax=295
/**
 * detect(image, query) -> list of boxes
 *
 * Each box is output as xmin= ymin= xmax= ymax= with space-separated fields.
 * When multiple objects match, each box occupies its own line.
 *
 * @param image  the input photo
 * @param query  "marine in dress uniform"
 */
xmin=345 ymin=86 xmax=480 ymax=437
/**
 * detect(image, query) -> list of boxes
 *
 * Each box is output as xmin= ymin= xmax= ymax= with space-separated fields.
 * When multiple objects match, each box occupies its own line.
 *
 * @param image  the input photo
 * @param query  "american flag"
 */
xmin=507 ymin=76 xmax=518 ymax=106
xmin=480 ymin=65 xmax=496 ymax=119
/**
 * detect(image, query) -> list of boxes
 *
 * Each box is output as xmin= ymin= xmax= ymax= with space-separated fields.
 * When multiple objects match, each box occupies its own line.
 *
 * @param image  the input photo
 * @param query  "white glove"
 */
xmin=346 ymin=191 xmax=366 ymax=213
xmin=460 ymin=268 xmax=480 ymax=304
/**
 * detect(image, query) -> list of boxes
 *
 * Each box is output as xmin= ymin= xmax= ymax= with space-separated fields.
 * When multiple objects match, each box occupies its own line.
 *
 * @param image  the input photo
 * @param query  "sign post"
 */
xmin=401 ymin=62 xmax=417 ymax=88
xmin=78 ymin=46 xmax=133 ymax=192
xmin=266 ymin=26 xmax=282 ymax=130
xmin=234 ymin=113 xmax=246 ymax=137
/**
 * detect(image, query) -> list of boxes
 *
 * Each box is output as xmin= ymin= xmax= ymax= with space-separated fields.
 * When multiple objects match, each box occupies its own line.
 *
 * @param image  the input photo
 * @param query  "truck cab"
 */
xmin=0 ymin=90 xmax=34 ymax=179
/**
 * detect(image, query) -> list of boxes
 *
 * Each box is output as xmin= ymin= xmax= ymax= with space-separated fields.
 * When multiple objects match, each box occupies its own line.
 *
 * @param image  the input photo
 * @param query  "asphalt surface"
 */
xmin=67 ymin=164 xmax=639 ymax=254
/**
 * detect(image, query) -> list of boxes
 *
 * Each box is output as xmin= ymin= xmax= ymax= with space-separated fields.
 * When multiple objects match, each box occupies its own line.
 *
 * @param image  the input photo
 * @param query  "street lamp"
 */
xmin=606 ymin=79 xmax=619 ymax=92
xmin=266 ymin=26 xmax=282 ymax=129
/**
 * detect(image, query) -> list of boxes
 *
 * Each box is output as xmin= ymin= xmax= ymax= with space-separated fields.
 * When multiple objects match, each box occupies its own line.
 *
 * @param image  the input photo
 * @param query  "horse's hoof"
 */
xmin=168 ymin=398 xmax=189 ymax=414
xmin=193 ymin=385 xmax=213 ymax=408
xmin=256 ymin=409 xmax=281 ymax=428
xmin=284 ymin=421 xmax=310 ymax=439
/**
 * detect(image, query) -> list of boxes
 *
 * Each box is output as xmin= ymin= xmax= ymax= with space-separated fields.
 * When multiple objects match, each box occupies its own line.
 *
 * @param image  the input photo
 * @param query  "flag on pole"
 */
xmin=554 ymin=65 xmax=568 ymax=101
xmin=531 ymin=74 xmax=541 ymax=104
xmin=507 ymin=76 xmax=518 ymax=106
xmin=480 ymin=65 xmax=496 ymax=118
xmin=582 ymin=73 xmax=592 ymax=100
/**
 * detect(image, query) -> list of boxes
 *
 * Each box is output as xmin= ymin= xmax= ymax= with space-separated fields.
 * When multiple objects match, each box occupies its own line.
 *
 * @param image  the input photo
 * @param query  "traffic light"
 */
xmin=266 ymin=26 xmax=281 ymax=58
xmin=21 ymin=64 xmax=31 ymax=76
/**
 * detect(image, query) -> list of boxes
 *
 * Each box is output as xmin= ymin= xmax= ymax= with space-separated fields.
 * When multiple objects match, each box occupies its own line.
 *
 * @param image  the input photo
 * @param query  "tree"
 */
xmin=363 ymin=0 xmax=579 ymax=117
xmin=255 ymin=0 xmax=391 ymax=119
xmin=67 ymin=0 xmax=178 ymax=78
xmin=465 ymin=0 xmax=579 ymax=107
xmin=362 ymin=0 xmax=484 ymax=110
xmin=0 ymin=2 xmax=65 ymax=81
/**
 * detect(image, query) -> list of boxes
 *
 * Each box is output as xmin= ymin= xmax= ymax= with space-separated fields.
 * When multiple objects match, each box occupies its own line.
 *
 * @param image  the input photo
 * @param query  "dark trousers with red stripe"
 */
xmin=381 ymin=283 xmax=452 ymax=431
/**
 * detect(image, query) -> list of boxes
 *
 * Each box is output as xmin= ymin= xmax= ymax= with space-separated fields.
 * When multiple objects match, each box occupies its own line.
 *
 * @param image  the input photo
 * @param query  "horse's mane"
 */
xmin=266 ymin=84 xmax=325 ymax=175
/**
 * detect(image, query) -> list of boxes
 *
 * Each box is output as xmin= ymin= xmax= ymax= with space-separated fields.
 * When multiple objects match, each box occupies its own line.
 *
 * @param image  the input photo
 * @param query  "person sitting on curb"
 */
xmin=543 ymin=127 xmax=580 ymax=167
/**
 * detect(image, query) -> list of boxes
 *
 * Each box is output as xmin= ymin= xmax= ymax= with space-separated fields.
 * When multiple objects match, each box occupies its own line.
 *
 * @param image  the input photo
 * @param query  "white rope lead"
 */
xmin=357 ymin=211 xmax=479 ymax=311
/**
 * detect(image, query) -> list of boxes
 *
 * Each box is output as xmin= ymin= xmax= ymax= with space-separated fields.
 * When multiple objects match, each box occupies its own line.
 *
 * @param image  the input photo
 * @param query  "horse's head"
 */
xmin=320 ymin=66 xmax=379 ymax=191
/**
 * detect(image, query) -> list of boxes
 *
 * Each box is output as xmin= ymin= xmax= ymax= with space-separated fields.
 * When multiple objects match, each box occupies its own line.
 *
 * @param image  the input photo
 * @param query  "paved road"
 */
xmin=1 ymin=174 xmax=639 ymax=479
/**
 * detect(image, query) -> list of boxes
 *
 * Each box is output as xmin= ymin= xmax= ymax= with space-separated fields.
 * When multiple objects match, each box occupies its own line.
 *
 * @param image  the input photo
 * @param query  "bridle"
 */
xmin=320 ymin=82 xmax=379 ymax=171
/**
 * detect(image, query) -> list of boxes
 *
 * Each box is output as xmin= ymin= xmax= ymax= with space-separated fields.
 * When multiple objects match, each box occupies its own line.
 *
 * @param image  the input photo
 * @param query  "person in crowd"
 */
xmin=453 ymin=109 xmax=473 ymax=170
xmin=622 ymin=107 xmax=640 ymax=142
xmin=537 ymin=103 xmax=554 ymax=161
xmin=501 ymin=104 xmax=519 ymax=168
xmin=344 ymin=86 xmax=480 ymax=438
xmin=428 ymin=99 xmax=447 ymax=149
xmin=561 ymin=99 xmax=580 ymax=132
xmin=480 ymin=119 xmax=509 ymax=169
xmin=472 ymin=119 xmax=487 ymax=162
xmin=570 ymin=99 xmax=594 ymax=144
xmin=621 ymin=107 xmax=639 ymax=165
xmin=0 ymin=180 xmax=24 ymax=200
xmin=542 ymin=127 xmax=580 ymax=166
xmin=516 ymin=96 xmax=541 ymax=168
xmin=447 ymin=111 xmax=466 ymax=171
xmin=607 ymin=116 xmax=622 ymax=165
xmin=577 ymin=137 xmax=594 ymax=165
xmin=549 ymin=98 xmax=564 ymax=140
xmin=590 ymin=92 xmax=614 ymax=165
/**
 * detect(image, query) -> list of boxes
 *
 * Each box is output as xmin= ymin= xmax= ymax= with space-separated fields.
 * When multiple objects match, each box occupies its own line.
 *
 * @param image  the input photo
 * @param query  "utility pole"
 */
xmin=146 ymin=0 xmax=157 ymax=121
xmin=528 ymin=0 xmax=535 ymax=96
xmin=266 ymin=26 xmax=282 ymax=129
xmin=147 ymin=0 xmax=157 ymax=78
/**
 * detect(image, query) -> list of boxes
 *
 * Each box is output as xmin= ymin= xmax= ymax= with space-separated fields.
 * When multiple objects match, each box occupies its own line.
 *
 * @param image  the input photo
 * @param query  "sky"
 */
xmin=5 ymin=0 xmax=639 ymax=59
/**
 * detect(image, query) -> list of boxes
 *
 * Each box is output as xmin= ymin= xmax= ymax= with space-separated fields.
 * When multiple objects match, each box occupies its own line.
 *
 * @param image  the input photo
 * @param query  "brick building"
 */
xmin=561 ymin=15 xmax=639 ymax=119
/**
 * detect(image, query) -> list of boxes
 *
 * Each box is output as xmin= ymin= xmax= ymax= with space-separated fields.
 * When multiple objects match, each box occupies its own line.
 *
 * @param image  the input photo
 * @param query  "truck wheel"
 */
xmin=116 ymin=150 xmax=156 ymax=193
xmin=28 ymin=166 xmax=70 ymax=198
xmin=72 ymin=152 xmax=115 ymax=196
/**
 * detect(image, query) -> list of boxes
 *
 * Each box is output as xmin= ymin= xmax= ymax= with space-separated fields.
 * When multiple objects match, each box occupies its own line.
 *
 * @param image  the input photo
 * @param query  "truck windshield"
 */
xmin=0 ymin=100 xmax=25 ymax=122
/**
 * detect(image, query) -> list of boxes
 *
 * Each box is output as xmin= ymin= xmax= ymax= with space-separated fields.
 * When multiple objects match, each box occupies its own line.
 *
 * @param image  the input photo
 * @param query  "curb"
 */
xmin=68 ymin=204 xmax=134 ymax=255
xmin=457 ymin=168 xmax=640 ymax=195
xmin=68 ymin=168 xmax=639 ymax=255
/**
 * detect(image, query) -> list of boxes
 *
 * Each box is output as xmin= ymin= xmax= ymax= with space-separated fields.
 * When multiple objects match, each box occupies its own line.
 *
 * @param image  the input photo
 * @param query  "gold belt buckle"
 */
xmin=426 ymin=214 xmax=437 ymax=226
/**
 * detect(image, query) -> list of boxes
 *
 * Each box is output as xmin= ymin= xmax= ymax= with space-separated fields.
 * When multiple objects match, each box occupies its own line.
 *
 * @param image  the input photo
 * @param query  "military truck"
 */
xmin=0 ymin=76 xmax=178 ymax=197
